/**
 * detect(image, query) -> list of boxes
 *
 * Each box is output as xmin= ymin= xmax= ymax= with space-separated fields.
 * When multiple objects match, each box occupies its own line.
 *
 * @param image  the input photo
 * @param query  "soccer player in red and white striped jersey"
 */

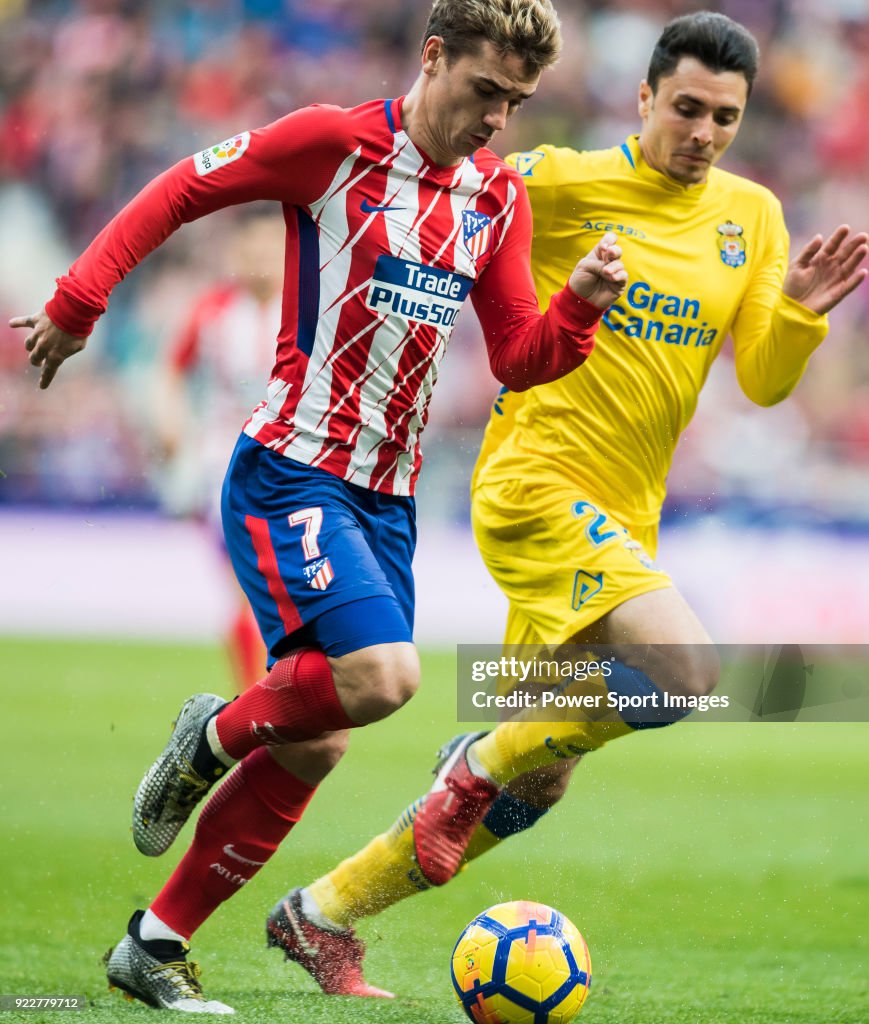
xmin=10 ymin=0 xmax=629 ymax=1011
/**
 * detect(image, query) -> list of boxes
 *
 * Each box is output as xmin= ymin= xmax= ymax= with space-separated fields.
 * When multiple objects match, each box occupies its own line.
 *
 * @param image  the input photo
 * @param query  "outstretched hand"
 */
xmin=568 ymin=231 xmax=628 ymax=311
xmin=8 ymin=310 xmax=87 ymax=389
xmin=783 ymin=225 xmax=868 ymax=316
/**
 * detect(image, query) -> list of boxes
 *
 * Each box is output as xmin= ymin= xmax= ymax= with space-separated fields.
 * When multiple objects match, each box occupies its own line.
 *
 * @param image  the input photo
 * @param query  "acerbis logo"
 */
xmin=580 ymin=219 xmax=647 ymax=240
xmin=513 ymin=150 xmax=545 ymax=176
xmin=544 ymin=735 xmax=587 ymax=759
xmin=571 ymin=570 xmax=603 ymax=610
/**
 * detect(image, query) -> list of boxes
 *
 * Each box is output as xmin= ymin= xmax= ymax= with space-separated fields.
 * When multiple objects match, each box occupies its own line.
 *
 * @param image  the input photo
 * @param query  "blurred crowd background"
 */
xmin=1 ymin=0 xmax=868 ymax=529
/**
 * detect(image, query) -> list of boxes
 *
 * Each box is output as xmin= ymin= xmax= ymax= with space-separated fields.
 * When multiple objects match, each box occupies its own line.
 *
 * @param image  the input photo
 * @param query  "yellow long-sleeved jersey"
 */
xmin=473 ymin=136 xmax=828 ymax=527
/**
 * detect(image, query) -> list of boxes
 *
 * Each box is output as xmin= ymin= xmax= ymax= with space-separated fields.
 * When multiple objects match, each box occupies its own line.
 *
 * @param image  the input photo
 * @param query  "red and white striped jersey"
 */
xmin=47 ymin=97 xmax=602 ymax=495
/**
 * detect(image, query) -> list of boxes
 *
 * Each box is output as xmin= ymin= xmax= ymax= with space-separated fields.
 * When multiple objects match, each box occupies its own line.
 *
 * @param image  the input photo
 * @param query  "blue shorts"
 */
xmin=221 ymin=434 xmax=415 ymax=662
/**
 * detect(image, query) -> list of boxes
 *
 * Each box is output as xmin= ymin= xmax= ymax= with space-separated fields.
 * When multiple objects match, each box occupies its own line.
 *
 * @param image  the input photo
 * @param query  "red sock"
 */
xmin=150 ymin=748 xmax=316 ymax=939
xmin=226 ymin=604 xmax=266 ymax=693
xmin=214 ymin=647 xmax=356 ymax=760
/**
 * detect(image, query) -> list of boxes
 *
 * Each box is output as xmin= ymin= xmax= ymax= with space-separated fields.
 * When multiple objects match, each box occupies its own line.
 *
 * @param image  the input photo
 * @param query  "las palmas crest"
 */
xmin=717 ymin=220 xmax=747 ymax=268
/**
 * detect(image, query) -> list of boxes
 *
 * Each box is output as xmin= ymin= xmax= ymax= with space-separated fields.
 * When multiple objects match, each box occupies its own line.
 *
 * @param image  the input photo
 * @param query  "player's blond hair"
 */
xmin=422 ymin=0 xmax=562 ymax=73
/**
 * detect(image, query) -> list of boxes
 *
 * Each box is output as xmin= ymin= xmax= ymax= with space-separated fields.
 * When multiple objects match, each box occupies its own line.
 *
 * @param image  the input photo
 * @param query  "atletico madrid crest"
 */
xmin=462 ymin=209 xmax=492 ymax=260
xmin=304 ymin=557 xmax=334 ymax=591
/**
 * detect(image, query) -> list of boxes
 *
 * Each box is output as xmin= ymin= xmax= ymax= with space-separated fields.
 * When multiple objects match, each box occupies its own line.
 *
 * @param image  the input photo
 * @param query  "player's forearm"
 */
xmin=481 ymin=286 xmax=601 ymax=391
xmin=734 ymin=293 xmax=828 ymax=406
xmin=44 ymin=140 xmax=294 ymax=338
xmin=45 ymin=163 xmax=214 ymax=337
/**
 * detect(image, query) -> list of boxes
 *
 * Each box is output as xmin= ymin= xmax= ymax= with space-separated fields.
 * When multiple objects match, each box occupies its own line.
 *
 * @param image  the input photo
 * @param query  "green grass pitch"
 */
xmin=1 ymin=637 xmax=867 ymax=1023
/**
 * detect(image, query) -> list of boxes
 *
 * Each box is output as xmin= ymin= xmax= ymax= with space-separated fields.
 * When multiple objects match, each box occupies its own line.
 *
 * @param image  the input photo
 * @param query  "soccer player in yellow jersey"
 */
xmin=260 ymin=12 xmax=868 ymax=994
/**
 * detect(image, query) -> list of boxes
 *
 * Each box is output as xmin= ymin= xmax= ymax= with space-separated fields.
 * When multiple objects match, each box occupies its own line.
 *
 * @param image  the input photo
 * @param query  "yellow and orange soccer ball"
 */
xmin=450 ymin=901 xmax=592 ymax=1024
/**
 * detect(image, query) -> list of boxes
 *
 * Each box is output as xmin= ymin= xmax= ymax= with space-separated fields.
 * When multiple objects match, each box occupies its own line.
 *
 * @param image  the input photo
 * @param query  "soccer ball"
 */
xmin=450 ymin=900 xmax=592 ymax=1024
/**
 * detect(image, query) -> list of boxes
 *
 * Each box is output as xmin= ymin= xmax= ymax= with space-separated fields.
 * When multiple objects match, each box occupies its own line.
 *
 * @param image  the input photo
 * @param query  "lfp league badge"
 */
xmin=462 ymin=209 xmax=492 ymax=260
xmin=717 ymin=221 xmax=747 ymax=268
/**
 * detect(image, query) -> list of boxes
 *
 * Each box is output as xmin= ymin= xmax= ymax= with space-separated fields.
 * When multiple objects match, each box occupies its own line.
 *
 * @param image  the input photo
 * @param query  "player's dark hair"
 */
xmin=647 ymin=11 xmax=760 ymax=95
xmin=421 ymin=0 xmax=561 ymax=73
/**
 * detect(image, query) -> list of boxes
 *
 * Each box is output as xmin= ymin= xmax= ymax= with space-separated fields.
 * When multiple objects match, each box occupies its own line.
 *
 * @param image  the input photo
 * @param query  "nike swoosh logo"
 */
xmin=223 ymin=843 xmax=267 ymax=866
xmin=360 ymin=199 xmax=405 ymax=214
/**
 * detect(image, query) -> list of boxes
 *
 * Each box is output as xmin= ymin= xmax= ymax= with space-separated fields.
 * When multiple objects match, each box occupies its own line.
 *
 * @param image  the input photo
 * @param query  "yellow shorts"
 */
xmin=471 ymin=471 xmax=672 ymax=647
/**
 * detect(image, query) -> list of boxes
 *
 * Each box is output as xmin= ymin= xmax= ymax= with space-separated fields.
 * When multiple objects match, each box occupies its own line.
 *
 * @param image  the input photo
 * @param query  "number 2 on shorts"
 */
xmin=571 ymin=500 xmax=622 ymax=547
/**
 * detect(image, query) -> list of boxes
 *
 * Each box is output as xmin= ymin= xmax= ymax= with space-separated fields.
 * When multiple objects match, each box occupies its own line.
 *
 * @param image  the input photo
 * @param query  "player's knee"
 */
xmin=666 ymin=644 xmax=720 ymax=699
xmin=634 ymin=643 xmax=720 ymax=702
xmin=365 ymin=650 xmax=420 ymax=719
xmin=266 ymin=730 xmax=350 ymax=785
xmin=300 ymin=729 xmax=350 ymax=772
xmin=331 ymin=643 xmax=420 ymax=724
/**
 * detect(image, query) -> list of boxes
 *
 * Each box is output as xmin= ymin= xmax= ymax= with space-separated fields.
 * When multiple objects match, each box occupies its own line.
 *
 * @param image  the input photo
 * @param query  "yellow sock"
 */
xmin=307 ymin=660 xmax=638 ymax=927
xmin=307 ymin=803 xmax=511 ymax=930
xmin=472 ymin=666 xmax=633 ymax=784
xmin=308 ymin=766 xmax=575 ymax=928
xmin=306 ymin=800 xmax=431 ymax=929
xmin=472 ymin=718 xmax=631 ymax=784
